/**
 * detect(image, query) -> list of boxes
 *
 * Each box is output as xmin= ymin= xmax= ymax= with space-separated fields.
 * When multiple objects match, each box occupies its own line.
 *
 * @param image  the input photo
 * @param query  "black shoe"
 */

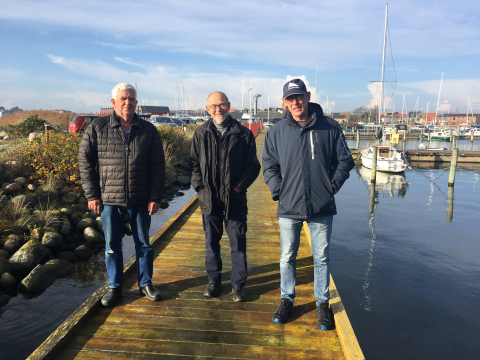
xmin=204 ymin=282 xmax=221 ymax=297
xmin=101 ymin=288 xmax=122 ymax=307
xmin=272 ymin=298 xmax=294 ymax=324
xmin=317 ymin=302 xmax=334 ymax=330
xmin=232 ymin=286 xmax=246 ymax=302
xmin=139 ymin=284 xmax=161 ymax=301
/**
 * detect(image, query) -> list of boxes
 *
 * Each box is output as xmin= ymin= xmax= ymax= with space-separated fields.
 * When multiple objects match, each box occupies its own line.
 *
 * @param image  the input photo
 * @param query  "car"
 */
xmin=150 ymin=116 xmax=177 ymax=126
xmin=68 ymin=114 xmax=100 ymax=134
xmin=171 ymin=118 xmax=188 ymax=127
xmin=181 ymin=117 xmax=196 ymax=125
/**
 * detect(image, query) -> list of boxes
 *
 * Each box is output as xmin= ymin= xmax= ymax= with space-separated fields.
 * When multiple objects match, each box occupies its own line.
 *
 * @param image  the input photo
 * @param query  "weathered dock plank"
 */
xmin=29 ymin=131 xmax=363 ymax=360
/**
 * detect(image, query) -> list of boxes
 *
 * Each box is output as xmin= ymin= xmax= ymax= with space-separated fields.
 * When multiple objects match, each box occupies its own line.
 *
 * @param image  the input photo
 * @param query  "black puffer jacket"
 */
xmin=189 ymin=116 xmax=260 ymax=220
xmin=79 ymin=112 xmax=165 ymax=206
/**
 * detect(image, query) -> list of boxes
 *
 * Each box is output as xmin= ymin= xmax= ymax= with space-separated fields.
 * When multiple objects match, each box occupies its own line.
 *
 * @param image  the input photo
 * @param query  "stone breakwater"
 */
xmin=0 ymin=161 xmax=191 ymax=307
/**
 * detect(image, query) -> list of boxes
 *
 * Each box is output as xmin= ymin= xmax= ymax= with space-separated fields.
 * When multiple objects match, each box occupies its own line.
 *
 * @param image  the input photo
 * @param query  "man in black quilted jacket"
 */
xmin=189 ymin=91 xmax=260 ymax=302
xmin=79 ymin=83 xmax=165 ymax=307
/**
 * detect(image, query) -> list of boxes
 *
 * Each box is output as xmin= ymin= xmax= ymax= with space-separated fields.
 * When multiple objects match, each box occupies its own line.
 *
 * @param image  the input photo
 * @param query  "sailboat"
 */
xmin=361 ymin=4 xmax=408 ymax=173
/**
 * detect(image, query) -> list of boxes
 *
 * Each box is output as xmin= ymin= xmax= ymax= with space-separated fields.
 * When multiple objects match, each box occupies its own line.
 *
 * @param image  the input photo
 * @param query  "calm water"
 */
xmin=332 ymin=159 xmax=480 ymax=359
xmin=0 ymin=187 xmax=196 ymax=360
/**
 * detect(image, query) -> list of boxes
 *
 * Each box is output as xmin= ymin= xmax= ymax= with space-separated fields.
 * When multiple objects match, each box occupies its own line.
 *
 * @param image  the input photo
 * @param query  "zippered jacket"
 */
xmin=189 ymin=116 xmax=260 ymax=220
xmin=262 ymin=103 xmax=354 ymax=219
xmin=79 ymin=112 xmax=165 ymax=206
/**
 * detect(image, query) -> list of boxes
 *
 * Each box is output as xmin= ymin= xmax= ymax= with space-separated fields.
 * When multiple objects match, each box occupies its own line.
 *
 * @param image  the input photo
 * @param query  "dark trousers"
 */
xmin=202 ymin=206 xmax=247 ymax=288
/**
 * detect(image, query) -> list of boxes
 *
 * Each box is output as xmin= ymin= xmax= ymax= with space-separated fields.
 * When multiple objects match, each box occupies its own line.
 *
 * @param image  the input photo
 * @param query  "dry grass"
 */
xmin=1 ymin=195 xmax=31 ymax=224
xmin=0 ymin=138 xmax=30 ymax=184
xmin=33 ymin=202 xmax=62 ymax=229
xmin=0 ymin=110 xmax=75 ymax=131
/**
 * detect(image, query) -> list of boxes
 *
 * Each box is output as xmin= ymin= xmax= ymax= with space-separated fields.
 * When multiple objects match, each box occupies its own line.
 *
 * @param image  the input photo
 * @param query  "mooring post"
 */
xmin=452 ymin=135 xmax=456 ymax=149
xmin=472 ymin=132 xmax=474 ymax=143
xmin=448 ymin=148 xmax=458 ymax=187
xmin=356 ymin=127 xmax=360 ymax=148
xmin=427 ymin=128 xmax=431 ymax=142
xmin=447 ymin=187 xmax=454 ymax=222
xmin=369 ymin=146 xmax=377 ymax=214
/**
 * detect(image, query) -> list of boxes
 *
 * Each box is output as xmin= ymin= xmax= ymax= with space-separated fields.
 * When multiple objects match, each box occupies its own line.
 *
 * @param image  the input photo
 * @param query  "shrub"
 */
xmin=22 ymin=131 xmax=82 ymax=182
xmin=156 ymin=125 xmax=192 ymax=165
xmin=7 ymin=114 xmax=46 ymax=138
xmin=0 ymin=138 xmax=31 ymax=184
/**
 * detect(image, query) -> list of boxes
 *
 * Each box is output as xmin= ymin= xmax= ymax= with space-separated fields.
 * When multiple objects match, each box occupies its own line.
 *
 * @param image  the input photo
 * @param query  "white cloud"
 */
xmin=438 ymin=100 xmax=452 ymax=112
xmin=114 ymin=57 xmax=145 ymax=68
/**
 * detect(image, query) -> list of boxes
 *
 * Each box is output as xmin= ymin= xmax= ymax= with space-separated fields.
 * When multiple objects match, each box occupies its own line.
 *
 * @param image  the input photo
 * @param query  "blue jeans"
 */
xmin=277 ymin=216 xmax=333 ymax=306
xmin=101 ymin=203 xmax=153 ymax=289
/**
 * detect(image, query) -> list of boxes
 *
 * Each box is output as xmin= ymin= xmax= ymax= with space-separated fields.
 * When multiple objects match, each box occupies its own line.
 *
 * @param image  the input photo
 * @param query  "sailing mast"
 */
xmin=315 ymin=63 xmax=319 ymax=104
xmin=378 ymin=4 xmax=388 ymax=124
xmin=434 ymin=72 xmax=444 ymax=126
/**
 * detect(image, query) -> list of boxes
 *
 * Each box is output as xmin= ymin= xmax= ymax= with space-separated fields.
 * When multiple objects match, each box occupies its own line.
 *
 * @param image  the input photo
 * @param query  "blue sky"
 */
xmin=1 ymin=0 xmax=479 ymax=114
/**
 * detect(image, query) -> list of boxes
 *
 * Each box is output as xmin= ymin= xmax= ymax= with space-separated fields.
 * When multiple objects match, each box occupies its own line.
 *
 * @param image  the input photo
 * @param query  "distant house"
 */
xmin=99 ymin=105 xmax=170 ymax=116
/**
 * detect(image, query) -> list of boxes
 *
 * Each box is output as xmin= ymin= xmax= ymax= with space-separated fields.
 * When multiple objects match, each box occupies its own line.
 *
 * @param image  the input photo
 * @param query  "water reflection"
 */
xmin=358 ymin=166 xmax=409 ymax=198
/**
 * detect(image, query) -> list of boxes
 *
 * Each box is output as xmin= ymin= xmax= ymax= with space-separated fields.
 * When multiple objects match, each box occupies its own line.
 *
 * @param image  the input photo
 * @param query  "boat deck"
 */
xmin=28 ymin=132 xmax=363 ymax=360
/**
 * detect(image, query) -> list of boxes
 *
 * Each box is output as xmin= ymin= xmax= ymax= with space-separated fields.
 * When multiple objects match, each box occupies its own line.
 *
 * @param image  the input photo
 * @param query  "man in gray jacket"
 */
xmin=79 ymin=83 xmax=164 ymax=307
xmin=262 ymin=78 xmax=354 ymax=329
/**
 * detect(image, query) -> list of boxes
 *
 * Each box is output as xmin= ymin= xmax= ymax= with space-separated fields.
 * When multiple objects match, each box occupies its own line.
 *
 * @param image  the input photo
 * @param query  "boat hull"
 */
xmin=361 ymin=148 xmax=407 ymax=173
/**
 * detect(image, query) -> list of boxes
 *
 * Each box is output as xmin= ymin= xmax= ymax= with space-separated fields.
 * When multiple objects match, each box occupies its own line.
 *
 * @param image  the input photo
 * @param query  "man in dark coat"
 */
xmin=79 ymin=83 xmax=165 ymax=307
xmin=189 ymin=91 xmax=260 ymax=302
xmin=262 ymin=78 xmax=354 ymax=328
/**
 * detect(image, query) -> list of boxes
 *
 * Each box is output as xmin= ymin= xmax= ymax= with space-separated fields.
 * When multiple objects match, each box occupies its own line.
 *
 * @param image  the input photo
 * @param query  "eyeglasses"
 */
xmin=284 ymin=94 xmax=306 ymax=104
xmin=207 ymin=103 xmax=228 ymax=110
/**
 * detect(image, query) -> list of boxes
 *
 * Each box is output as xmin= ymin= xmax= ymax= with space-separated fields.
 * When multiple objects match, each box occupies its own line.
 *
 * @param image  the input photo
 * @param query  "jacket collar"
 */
xmin=109 ymin=111 xmax=142 ymax=128
xmin=205 ymin=115 xmax=242 ymax=135
xmin=285 ymin=102 xmax=324 ymax=129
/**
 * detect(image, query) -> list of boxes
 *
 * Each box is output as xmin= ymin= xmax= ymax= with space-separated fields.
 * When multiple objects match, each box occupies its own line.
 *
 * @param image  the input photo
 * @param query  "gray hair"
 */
xmin=111 ymin=83 xmax=137 ymax=99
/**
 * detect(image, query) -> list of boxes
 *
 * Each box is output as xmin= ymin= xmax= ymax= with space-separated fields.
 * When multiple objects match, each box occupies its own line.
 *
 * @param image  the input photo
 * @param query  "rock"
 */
xmin=8 ymin=240 xmax=50 ymax=277
xmin=60 ymin=206 xmax=76 ymax=217
xmin=0 ymin=257 xmax=12 ymax=276
xmin=43 ymin=259 xmax=76 ymax=278
xmin=2 ymin=135 xmax=9 ymax=140
xmin=76 ymin=218 xmax=96 ymax=232
xmin=164 ymin=182 xmax=172 ymax=190
xmin=62 ymin=193 xmax=78 ymax=205
xmin=78 ymin=197 xmax=88 ymax=204
xmin=0 ymin=219 xmax=14 ymax=230
xmin=35 ymin=190 xmax=59 ymax=204
xmin=43 ymin=226 xmax=59 ymax=234
xmin=4 ymin=183 xmax=21 ymax=194
xmin=28 ymin=132 xmax=43 ymax=142
xmin=14 ymin=217 xmax=36 ymax=230
xmin=0 ymin=272 xmax=17 ymax=290
xmin=60 ymin=220 xmax=71 ymax=236
xmin=18 ymin=265 xmax=57 ymax=294
xmin=74 ymin=203 xmax=89 ymax=213
xmin=0 ymin=294 xmax=11 ymax=307
xmin=0 ymin=130 xmax=8 ymax=137
xmin=26 ymin=184 xmax=36 ymax=191
xmin=95 ymin=217 xmax=103 ymax=232
xmin=70 ymin=212 xmax=83 ymax=222
xmin=30 ymin=228 xmax=44 ymax=241
xmin=3 ymin=239 xmax=21 ymax=254
xmin=13 ymin=177 xmax=28 ymax=186
xmin=82 ymin=212 xmax=94 ymax=219
xmin=84 ymin=227 xmax=104 ymax=244
xmin=41 ymin=232 xmax=63 ymax=248
xmin=0 ymin=250 xmax=9 ymax=259
xmin=74 ymin=245 xmax=93 ymax=260
xmin=159 ymin=199 xmax=169 ymax=209
xmin=56 ymin=251 xmax=77 ymax=263
xmin=0 ymin=237 xmax=7 ymax=248
xmin=123 ymin=223 xmax=133 ymax=236
xmin=176 ymin=175 xmax=191 ymax=186
xmin=51 ymin=210 xmax=62 ymax=217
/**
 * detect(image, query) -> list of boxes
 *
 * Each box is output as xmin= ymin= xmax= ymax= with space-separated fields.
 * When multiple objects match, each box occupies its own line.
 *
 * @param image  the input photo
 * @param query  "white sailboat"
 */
xmin=361 ymin=4 xmax=407 ymax=173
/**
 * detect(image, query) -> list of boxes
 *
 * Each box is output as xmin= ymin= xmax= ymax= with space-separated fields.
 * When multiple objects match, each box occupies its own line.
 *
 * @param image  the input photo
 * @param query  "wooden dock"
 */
xmin=28 ymin=132 xmax=363 ymax=360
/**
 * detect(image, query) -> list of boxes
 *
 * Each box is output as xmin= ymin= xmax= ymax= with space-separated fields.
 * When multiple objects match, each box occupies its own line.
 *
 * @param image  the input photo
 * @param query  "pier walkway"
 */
xmin=29 ymin=132 xmax=363 ymax=360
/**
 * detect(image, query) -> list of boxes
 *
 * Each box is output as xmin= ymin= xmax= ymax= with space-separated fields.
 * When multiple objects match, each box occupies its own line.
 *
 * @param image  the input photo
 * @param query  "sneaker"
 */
xmin=272 ymin=298 xmax=294 ymax=324
xmin=232 ymin=287 xmax=246 ymax=302
xmin=204 ymin=282 xmax=221 ymax=297
xmin=317 ymin=303 xmax=334 ymax=330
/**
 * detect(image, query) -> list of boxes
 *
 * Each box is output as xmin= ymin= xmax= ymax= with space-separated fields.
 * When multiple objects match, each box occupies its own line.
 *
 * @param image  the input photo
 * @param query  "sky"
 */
xmin=1 ymin=0 xmax=480 ymax=114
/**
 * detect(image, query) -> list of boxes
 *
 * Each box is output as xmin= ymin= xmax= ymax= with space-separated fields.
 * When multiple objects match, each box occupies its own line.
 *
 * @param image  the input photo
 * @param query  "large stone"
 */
xmin=74 ymin=245 xmax=93 ymax=260
xmin=0 ymin=272 xmax=17 ymax=290
xmin=4 ymin=183 xmax=21 ymax=194
xmin=43 ymin=226 xmax=59 ymax=234
xmin=176 ymin=175 xmax=191 ymax=186
xmin=82 ymin=212 xmax=95 ymax=219
xmin=13 ymin=177 xmax=28 ymax=186
xmin=159 ymin=199 xmax=169 ymax=209
xmin=12 ymin=194 xmax=36 ymax=208
xmin=60 ymin=206 xmax=76 ymax=217
xmin=164 ymin=182 xmax=172 ymax=190
xmin=18 ymin=265 xmax=57 ymax=294
xmin=7 ymin=234 xmax=24 ymax=244
xmin=95 ymin=217 xmax=103 ymax=232
xmin=78 ymin=197 xmax=88 ymax=204
xmin=0 ymin=250 xmax=9 ymax=259
xmin=74 ymin=203 xmax=89 ymax=213
xmin=56 ymin=251 xmax=77 ymax=264
xmin=84 ymin=227 xmax=104 ymax=244
xmin=8 ymin=240 xmax=50 ymax=277
xmin=0 ymin=219 xmax=14 ymax=231
xmin=41 ymin=232 xmax=63 ymax=248
xmin=60 ymin=220 xmax=71 ymax=236
xmin=0 ymin=257 xmax=11 ymax=276
xmin=76 ymin=218 xmax=96 ymax=232
xmin=70 ymin=212 xmax=83 ymax=222
xmin=26 ymin=184 xmax=36 ymax=191
xmin=43 ymin=259 xmax=76 ymax=278
xmin=3 ymin=239 xmax=21 ymax=254
xmin=0 ymin=130 xmax=8 ymax=137
xmin=62 ymin=193 xmax=78 ymax=205
xmin=28 ymin=132 xmax=42 ymax=142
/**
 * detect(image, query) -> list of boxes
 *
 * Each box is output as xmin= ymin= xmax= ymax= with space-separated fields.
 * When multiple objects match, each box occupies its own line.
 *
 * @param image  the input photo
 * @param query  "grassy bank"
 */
xmin=0 ymin=111 xmax=74 ymax=131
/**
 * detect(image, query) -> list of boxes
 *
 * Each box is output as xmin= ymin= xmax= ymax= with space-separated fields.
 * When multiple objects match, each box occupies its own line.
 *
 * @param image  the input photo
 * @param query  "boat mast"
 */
xmin=434 ymin=72 xmax=443 ymax=126
xmin=425 ymin=101 xmax=429 ymax=125
xmin=315 ymin=63 xmax=319 ymax=103
xmin=242 ymin=79 xmax=245 ymax=112
xmin=467 ymin=94 xmax=470 ymax=126
xmin=379 ymin=4 xmax=388 ymax=124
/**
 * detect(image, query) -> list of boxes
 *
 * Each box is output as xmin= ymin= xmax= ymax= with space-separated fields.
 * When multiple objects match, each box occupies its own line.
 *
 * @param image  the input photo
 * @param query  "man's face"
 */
xmin=111 ymin=89 xmax=137 ymax=121
xmin=283 ymin=92 xmax=311 ymax=120
xmin=206 ymin=92 xmax=230 ymax=124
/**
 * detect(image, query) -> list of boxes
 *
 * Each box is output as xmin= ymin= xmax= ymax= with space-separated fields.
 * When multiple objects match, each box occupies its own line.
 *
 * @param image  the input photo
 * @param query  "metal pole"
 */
xmin=379 ymin=4 xmax=388 ymax=124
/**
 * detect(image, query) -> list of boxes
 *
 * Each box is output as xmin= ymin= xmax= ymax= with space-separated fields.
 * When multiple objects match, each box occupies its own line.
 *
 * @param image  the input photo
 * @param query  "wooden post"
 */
xmin=356 ymin=128 xmax=360 ymax=148
xmin=447 ymin=187 xmax=454 ymax=222
xmin=44 ymin=123 xmax=49 ymax=142
xmin=452 ymin=135 xmax=456 ymax=149
xmin=427 ymin=128 xmax=431 ymax=142
xmin=448 ymin=148 xmax=458 ymax=187
xmin=472 ymin=132 xmax=474 ymax=143
xmin=369 ymin=146 xmax=377 ymax=214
